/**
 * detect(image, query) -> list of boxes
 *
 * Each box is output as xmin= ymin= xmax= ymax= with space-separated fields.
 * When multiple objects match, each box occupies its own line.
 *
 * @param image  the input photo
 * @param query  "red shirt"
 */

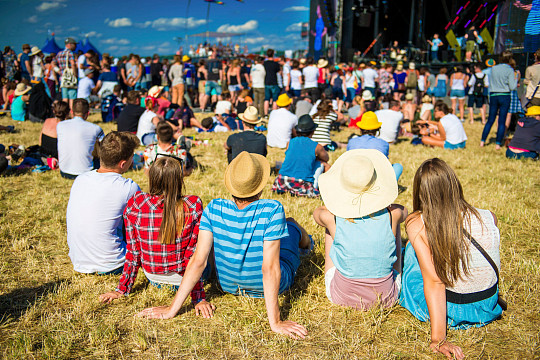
xmin=116 ymin=192 xmax=205 ymax=303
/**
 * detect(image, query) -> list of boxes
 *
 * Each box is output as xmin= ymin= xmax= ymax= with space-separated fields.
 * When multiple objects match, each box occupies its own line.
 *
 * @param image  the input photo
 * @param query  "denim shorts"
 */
xmin=61 ymin=87 xmax=77 ymax=100
xmin=265 ymin=85 xmax=281 ymax=101
xmin=506 ymin=148 xmax=539 ymax=160
xmin=450 ymin=89 xmax=466 ymax=99
xmin=205 ymin=81 xmax=222 ymax=96
xmin=444 ymin=141 xmax=466 ymax=149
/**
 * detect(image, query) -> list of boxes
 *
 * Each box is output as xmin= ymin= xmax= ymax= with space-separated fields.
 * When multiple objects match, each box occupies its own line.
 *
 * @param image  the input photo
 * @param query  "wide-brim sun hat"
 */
xmin=357 ymin=111 xmax=382 ymax=130
xmin=239 ymin=106 xmax=261 ymax=124
xmin=405 ymin=93 xmax=414 ymax=100
xmin=30 ymin=46 xmax=41 ymax=56
xmin=14 ymin=83 xmax=31 ymax=96
xmin=317 ymin=59 xmax=328 ymax=68
xmin=318 ymin=149 xmax=398 ymax=218
xmin=148 ymin=85 xmax=164 ymax=98
xmin=224 ymin=151 xmax=271 ymax=198
xmin=295 ymin=114 xmax=318 ymax=133
xmin=362 ymin=90 xmax=373 ymax=101
xmin=525 ymin=106 xmax=540 ymax=116
xmin=275 ymin=93 xmax=292 ymax=107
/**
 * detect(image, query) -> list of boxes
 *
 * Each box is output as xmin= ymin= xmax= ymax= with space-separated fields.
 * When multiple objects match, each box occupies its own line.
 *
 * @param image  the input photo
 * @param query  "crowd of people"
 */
xmin=1 ymin=36 xmax=540 ymax=359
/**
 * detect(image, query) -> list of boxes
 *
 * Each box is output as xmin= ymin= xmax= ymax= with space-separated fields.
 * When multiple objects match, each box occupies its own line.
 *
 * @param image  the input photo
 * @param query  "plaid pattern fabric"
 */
xmin=272 ymin=174 xmax=320 ymax=198
xmin=55 ymin=48 xmax=74 ymax=73
xmin=509 ymin=90 xmax=524 ymax=114
xmin=116 ymin=192 xmax=205 ymax=303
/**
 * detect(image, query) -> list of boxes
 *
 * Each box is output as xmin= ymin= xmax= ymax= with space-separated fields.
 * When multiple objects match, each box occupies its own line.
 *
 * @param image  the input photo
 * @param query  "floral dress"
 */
xmin=379 ymin=70 xmax=393 ymax=96
xmin=4 ymin=53 xmax=17 ymax=80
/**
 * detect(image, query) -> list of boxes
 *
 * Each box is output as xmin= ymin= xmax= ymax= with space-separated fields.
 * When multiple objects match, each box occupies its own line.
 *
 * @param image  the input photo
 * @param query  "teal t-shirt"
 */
xmin=11 ymin=96 xmax=26 ymax=121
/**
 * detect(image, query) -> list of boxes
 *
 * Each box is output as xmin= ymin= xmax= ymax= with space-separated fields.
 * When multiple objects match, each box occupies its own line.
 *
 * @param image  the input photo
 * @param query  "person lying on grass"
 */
xmin=313 ymin=149 xmax=407 ymax=310
xmin=99 ymin=156 xmax=213 ymax=317
xmin=400 ymin=158 xmax=504 ymax=360
xmin=138 ymin=151 xmax=311 ymax=339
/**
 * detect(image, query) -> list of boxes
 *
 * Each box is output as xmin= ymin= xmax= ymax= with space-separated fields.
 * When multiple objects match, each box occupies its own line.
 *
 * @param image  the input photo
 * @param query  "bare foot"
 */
xmin=480 ymin=141 xmax=485 ymax=147
xmin=286 ymin=217 xmax=310 ymax=249
xmin=495 ymin=144 xmax=501 ymax=150
xmin=469 ymin=121 xmax=474 ymax=125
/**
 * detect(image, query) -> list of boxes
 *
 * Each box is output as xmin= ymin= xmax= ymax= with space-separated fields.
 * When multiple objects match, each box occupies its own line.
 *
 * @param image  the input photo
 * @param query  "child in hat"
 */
xmin=272 ymin=114 xmax=330 ymax=197
xmin=313 ymin=149 xmax=408 ymax=310
xmin=11 ymin=84 xmax=32 ymax=121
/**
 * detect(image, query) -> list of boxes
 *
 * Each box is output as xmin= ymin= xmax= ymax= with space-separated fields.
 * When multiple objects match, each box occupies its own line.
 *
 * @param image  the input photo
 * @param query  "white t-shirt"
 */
xmin=440 ymin=113 xmax=468 ymax=144
xmin=136 ymin=110 xmax=158 ymax=141
xmin=66 ymin=171 xmax=140 ymax=273
xmin=77 ymin=77 xmax=95 ymax=99
xmin=215 ymin=100 xmax=232 ymax=115
xmin=362 ymin=68 xmax=379 ymax=88
xmin=77 ymin=55 xmax=87 ymax=78
xmin=267 ymin=108 xmax=298 ymax=148
xmin=375 ymin=109 xmax=404 ymax=143
xmin=251 ymin=63 xmax=266 ymax=89
xmin=290 ymin=69 xmax=302 ymax=90
xmin=57 ymin=117 xmax=104 ymax=175
xmin=303 ymin=66 xmax=319 ymax=88
xmin=420 ymin=103 xmax=434 ymax=118
xmin=32 ymin=57 xmax=43 ymax=78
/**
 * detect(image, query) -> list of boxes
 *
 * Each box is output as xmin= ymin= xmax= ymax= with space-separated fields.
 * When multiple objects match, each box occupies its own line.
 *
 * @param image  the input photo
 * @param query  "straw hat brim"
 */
xmin=31 ymin=50 xmax=41 ymax=56
xmin=224 ymin=153 xmax=271 ymax=198
xmin=14 ymin=88 xmax=31 ymax=96
xmin=239 ymin=113 xmax=261 ymax=124
xmin=318 ymin=149 xmax=398 ymax=218
xmin=317 ymin=60 xmax=328 ymax=68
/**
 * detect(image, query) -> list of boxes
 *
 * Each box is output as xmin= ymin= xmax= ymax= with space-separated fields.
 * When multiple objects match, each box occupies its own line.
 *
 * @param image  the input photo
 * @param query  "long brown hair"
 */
xmin=408 ymin=158 xmax=481 ymax=287
xmin=314 ymin=99 xmax=333 ymax=118
xmin=148 ymin=157 xmax=186 ymax=245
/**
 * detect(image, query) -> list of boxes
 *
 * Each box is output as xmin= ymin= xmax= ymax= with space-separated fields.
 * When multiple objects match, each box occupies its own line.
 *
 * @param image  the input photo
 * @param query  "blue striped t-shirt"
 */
xmin=200 ymin=198 xmax=289 ymax=297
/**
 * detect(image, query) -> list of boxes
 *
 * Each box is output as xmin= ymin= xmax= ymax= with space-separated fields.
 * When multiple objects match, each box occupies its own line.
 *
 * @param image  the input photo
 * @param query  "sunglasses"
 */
xmin=156 ymin=153 xmax=184 ymax=169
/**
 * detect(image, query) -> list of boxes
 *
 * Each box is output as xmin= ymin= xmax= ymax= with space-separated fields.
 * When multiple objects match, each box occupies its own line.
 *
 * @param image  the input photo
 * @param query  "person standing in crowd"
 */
xmin=267 ymin=94 xmax=298 ymax=148
xmin=427 ymin=34 xmax=443 ymax=62
xmin=303 ymin=57 xmax=320 ymax=102
xmin=264 ymin=49 xmax=281 ymax=116
xmin=19 ymin=44 xmax=32 ymax=81
xmin=30 ymin=46 xmax=44 ymax=82
xmin=125 ymin=54 xmax=143 ymax=91
xmin=464 ymin=26 xmax=479 ymax=62
xmin=197 ymin=59 xmax=208 ymax=111
xmin=506 ymin=59 xmax=525 ymax=128
xmin=288 ymin=60 xmax=303 ymax=98
xmin=317 ymin=58 xmax=329 ymax=95
xmin=56 ymin=38 xmax=78 ymax=109
xmin=433 ymin=67 xmax=448 ymax=102
xmin=468 ymin=63 xmax=489 ymax=124
xmin=363 ymin=61 xmax=379 ymax=98
xmin=169 ymin=55 xmax=184 ymax=107
xmin=449 ymin=66 xmax=468 ymax=122
xmin=183 ymin=55 xmax=196 ymax=108
xmin=378 ymin=64 xmax=394 ymax=98
xmin=481 ymin=51 xmax=518 ymax=149
xmin=205 ymin=50 xmax=223 ymax=110
xmin=393 ymin=62 xmax=407 ymax=101
xmin=3 ymin=47 xmax=18 ymax=82
xmin=150 ymin=54 xmax=163 ymax=87
xmin=250 ymin=56 xmax=266 ymax=117
xmin=524 ymin=48 xmax=540 ymax=107
xmin=405 ymin=62 xmax=419 ymax=100
xmin=227 ymin=59 xmax=243 ymax=104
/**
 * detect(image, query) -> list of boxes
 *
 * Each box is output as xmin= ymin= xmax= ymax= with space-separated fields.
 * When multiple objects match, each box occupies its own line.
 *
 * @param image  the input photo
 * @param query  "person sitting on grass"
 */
xmin=99 ymin=156 xmax=213 ymax=315
xmin=224 ymin=106 xmax=267 ymax=163
xmin=11 ymin=83 xmax=32 ymax=121
xmin=137 ymin=152 xmax=311 ymax=339
xmin=143 ymin=121 xmax=192 ymax=176
xmin=418 ymin=101 xmax=467 ymax=149
xmin=136 ymin=96 xmax=162 ymax=146
xmin=267 ymin=94 xmax=298 ymax=148
xmin=346 ymin=111 xmax=403 ymax=180
xmin=272 ymin=115 xmax=330 ymax=198
xmin=101 ymin=84 xmax=124 ymax=123
xmin=117 ymin=91 xmax=144 ymax=134
xmin=66 ymin=131 xmax=140 ymax=275
xmin=400 ymin=158 xmax=504 ymax=360
xmin=40 ymin=100 xmax=69 ymax=159
xmin=506 ymin=105 xmax=540 ymax=160
xmin=168 ymin=102 xmax=204 ymax=132
xmin=57 ymin=98 xmax=104 ymax=179
xmin=311 ymin=99 xmax=346 ymax=151
xmin=313 ymin=149 xmax=407 ymax=310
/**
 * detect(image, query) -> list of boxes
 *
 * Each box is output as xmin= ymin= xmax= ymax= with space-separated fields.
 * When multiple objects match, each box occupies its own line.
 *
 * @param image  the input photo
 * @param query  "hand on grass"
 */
xmin=270 ymin=320 xmax=307 ymax=340
xmin=136 ymin=306 xmax=175 ymax=319
xmin=194 ymin=300 xmax=216 ymax=318
xmin=99 ymin=291 xmax=123 ymax=304
xmin=430 ymin=340 xmax=464 ymax=359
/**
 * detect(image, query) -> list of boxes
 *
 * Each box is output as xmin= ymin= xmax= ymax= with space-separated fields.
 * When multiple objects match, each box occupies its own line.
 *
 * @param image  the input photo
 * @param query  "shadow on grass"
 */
xmin=0 ymin=279 xmax=70 ymax=324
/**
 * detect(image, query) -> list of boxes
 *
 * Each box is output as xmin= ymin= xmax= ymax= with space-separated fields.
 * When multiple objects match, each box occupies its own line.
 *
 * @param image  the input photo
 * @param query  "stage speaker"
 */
xmin=343 ymin=48 xmax=355 ymax=62
xmin=441 ymin=50 xmax=450 ymax=62
xmin=357 ymin=12 xmax=372 ymax=27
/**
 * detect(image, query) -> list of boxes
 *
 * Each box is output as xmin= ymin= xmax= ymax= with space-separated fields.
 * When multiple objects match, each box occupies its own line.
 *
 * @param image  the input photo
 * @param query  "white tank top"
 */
xmin=451 ymin=76 xmax=465 ymax=90
xmin=418 ymin=75 xmax=425 ymax=91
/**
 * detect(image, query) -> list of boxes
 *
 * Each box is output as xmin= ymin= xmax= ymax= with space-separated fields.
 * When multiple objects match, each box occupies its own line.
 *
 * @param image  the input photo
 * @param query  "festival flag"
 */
xmin=204 ymin=0 xmax=224 ymax=4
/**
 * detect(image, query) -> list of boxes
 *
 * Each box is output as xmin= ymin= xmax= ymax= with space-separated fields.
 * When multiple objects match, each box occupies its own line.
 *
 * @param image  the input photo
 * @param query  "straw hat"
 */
xmin=362 ymin=90 xmax=373 ymax=101
xmin=318 ymin=149 xmax=398 ymax=218
xmin=295 ymin=114 xmax=318 ymax=133
xmin=357 ymin=111 xmax=381 ymax=130
xmin=14 ymin=83 xmax=31 ymax=96
xmin=182 ymin=55 xmax=191 ymax=62
xmin=148 ymin=85 xmax=163 ymax=98
xmin=275 ymin=93 xmax=292 ymax=107
xmin=422 ymin=94 xmax=432 ymax=103
xmin=239 ymin=106 xmax=261 ymax=124
xmin=525 ymin=106 xmax=540 ymax=116
xmin=30 ymin=46 xmax=42 ymax=56
xmin=224 ymin=151 xmax=271 ymax=198
xmin=405 ymin=93 xmax=414 ymax=100
xmin=317 ymin=59 xmax=328 ymax=68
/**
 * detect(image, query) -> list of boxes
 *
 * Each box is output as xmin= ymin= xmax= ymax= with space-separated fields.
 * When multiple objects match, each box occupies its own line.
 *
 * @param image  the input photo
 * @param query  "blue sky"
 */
xmin=0 ymin=0 xmax=310 ymax=56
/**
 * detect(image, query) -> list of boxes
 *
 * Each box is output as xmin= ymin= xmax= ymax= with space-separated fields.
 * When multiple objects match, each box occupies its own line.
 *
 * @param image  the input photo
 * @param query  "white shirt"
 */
xmin=440 ymin=113 xmax=468 ymax=144
xmin=267 ymin=108 xmax=298 ymax=148
xmin=66 ymin=170 xmax=140 ymax=273
xmin=250 ymin=63 xmax=266 ymax=89
xmin=136 ymin=110 xmax=158 ymax=141
xmin=468 ymin=72 xmax=489 ymax=95
xmin=362 ymin=68 xmax=379 ymax=88
xmin=303 ymin=66 xmax=319 ymax=88
xmin=375 ymin=109 xmax=404 ymax=143
xmin=290 ymin=69 xmax=302 ymax=90
xmin=32 ymin=57 xmax=43 ymax=78
xmin=77 ymin=55 xmax=87 ymax=78
xmin=215 ymin=100 xmax=232 ymax=115
xmin=77 ymin=76 xmax=95 ymax=99
xmin=57 ymin=117 xmax=104 ymax=175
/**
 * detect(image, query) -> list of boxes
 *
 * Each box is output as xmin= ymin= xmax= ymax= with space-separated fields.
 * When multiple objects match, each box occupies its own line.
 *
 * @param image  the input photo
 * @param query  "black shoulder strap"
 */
xmin=463 ymin=229 xmax=499 ymax=280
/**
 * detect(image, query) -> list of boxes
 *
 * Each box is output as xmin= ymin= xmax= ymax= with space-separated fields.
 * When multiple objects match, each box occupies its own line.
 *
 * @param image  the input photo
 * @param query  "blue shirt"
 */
xmin=20 ymin=53 xmax=30 ymax=77
xmin=199 ymin=199 xmax=289 ymax=297
xmin=11 ymin=96 xmax=26 ymax=121
xmin=98 ymin=72 xmax=118 ymax=82
xmin=431 ymin=38 xmax=442 ymax=51
xmin=347 ymin=135 xmax=389 ymax=157
xmin=279 ymin=137 xmax=318 ymax=182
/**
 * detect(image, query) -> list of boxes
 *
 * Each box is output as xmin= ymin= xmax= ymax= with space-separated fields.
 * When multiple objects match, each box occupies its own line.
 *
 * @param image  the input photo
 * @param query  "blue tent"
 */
xmin=82 ymin=38 xmax=101 ymax=56
xmin=41 ymin=36 xmax=62 ymax=54
xmin=75 ymin=40 xmax=85 ymax=53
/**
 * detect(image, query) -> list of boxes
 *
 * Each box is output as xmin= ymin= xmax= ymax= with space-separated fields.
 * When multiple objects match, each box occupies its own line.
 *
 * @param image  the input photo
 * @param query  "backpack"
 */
xmin=406 ymin=70 xmax=418 ymax=89
xmin=473 ymin=73 xmax=485 ymax=97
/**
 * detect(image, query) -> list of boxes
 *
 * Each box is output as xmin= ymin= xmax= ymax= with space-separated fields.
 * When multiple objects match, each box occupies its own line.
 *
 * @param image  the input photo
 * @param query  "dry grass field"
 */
xmin=0 ymin=111 xmax=539 ymax=359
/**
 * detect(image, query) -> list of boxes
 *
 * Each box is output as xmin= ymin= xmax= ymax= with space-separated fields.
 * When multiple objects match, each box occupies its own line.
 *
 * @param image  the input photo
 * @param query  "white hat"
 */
xmin=362 ymin=90 xmax=373 ymax=101
xmin=318 ymin=149 xmax=398 ymax=218
xmin=317 ymin=59 xmax=328 ymax=68
xmin=30 ymin=46 xmax=42 ymax=56
xmin=409 ymin=62 xmax=416 ymax=70
xmin=238 ymin=106 xmax=261 ymax=124
xmin=148 ymin=85 xmax=163 ymax=98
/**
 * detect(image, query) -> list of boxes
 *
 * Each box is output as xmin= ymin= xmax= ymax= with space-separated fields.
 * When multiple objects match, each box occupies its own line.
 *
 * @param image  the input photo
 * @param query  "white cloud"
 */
xmin=67 ymin=26 xmax=79 ymax=32
xmin=36 ymin=1 xmax=66 ymax=12
xmin=106 ymin=17 xmax=133 ymax=28
xmin=217 ymin=20 xmax=258 ymax=34
xmin=244 ymin=37 xmax=265 ymax=44
xmin=148 ymin=17 xmax=207 ymax=31
xmin=285 ymin=22 xmax=303 ymax=32
xmin=283 ymin=6 xmax=309 ymax=12
xmin=101 ymin=38 xmax=131 ymax=45
xmin=27 ymin=15 xmax=38 ymax=23
xmin=84 ymin=31 xmax=102 ymax=38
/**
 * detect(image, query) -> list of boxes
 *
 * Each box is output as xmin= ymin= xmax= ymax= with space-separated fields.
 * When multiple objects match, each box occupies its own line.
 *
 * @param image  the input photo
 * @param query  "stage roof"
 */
xmin=188 ymin=31 xmax=244 ymax=38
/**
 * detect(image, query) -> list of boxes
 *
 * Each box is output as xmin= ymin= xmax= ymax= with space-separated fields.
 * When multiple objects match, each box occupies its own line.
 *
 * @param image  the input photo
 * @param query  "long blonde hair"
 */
xmin=408 ymin=158 xmax=481 ymax=287
xmin=148 ymin=157 xmax=186 ymax=245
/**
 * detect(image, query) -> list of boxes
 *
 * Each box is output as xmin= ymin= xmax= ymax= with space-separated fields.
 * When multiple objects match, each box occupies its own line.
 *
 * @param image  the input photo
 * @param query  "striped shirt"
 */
xmin=200 ymin=199 xmax=289 ymax=298
xmin=312 ymin=112 xmax=338 ymax=146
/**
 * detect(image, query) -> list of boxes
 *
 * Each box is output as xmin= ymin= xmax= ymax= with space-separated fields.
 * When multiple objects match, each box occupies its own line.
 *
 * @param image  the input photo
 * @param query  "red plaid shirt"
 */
xmin=55 ymin=48 xmax=74 ymax=73
xmin=116 ymin=192 xmax=205 ymax=303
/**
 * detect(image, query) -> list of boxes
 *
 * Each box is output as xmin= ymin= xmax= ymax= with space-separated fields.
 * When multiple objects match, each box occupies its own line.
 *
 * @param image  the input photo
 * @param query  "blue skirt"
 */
xmin=399 ymin=242 xmax=503 ymax=329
